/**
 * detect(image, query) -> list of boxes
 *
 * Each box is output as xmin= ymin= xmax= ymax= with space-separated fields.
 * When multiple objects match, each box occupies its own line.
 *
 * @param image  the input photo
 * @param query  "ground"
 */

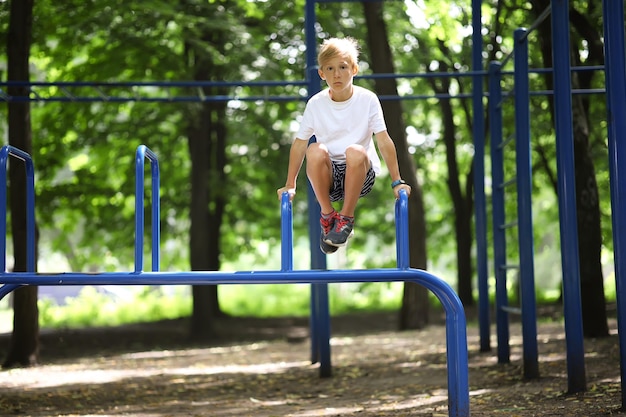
xmin=0 ymin=308 xmax=623 ymax=417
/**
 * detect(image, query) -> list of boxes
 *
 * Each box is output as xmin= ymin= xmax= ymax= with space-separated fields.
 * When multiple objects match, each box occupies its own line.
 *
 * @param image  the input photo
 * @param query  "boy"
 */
xmin=277 ymin=37 xmax=411 ymax=254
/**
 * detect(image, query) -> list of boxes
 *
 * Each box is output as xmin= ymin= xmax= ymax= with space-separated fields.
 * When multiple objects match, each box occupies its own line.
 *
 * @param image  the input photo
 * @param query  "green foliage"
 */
xmin=36 ymin=282 xmax=403 ymax=329
xmin=38 ymin=286 xmax=191 ymax=328
xmin=0 ymin=0 xmax=616 ymax=316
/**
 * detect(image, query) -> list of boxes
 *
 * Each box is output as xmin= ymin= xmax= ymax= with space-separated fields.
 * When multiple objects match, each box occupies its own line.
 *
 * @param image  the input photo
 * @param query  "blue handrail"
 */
xmin=0 ymin=145 xmax=36 ymax=274
xmin=134 ymin=145 xmax=160 ymax=273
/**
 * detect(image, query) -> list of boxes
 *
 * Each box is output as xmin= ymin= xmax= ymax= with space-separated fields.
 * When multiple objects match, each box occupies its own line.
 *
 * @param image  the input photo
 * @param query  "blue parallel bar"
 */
xmin=395 ymin=189 xmax=410 ymax=269
xmin=550 ymin=0 xmax=586 ymax=393
xmin=134 ymin=145 xmax=161 ymax=273
xmin=0 ymin=145 xmax=36 ymax=274
xmin=513 ymin=28 xmax=540 ymax=379
xmin=602 ymin=0 xmax=626 ymax=407
xmin=472 ymin=0 xmax=491 ymax=353
xmin=488 ymin=61 xmax=511 ymax=364
xmin=0 ymin=267 xmax=470 ymax=417
xmin=280 ymin=192 xmax=294 ymax=271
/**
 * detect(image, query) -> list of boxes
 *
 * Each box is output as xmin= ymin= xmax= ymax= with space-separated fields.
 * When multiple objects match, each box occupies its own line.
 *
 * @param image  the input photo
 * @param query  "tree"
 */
xmin=530 ymin=0 xmax=609 ymax=337
xmin=2 ymin=0 xmax=39 ymax=368
xmin=362 ymin=1 xmax=430 ymax=329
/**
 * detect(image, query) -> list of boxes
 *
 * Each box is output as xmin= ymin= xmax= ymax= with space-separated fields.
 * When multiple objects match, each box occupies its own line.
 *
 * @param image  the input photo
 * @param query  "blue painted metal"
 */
xmin=513 ymin=28 xmax=539 ymax=379
xmin=304 ymin=0 xmax=330 ymax=376
xmin=0 ymin=145 xmax=36 ymax=274
xmin=472 ymin=0 xmax=491 ymax=353
xmin=395 ymin=189 xmax=410 ymax=269
xmin=0 ymin=267 xmax=470 ymax=417
xmin=550 ymin=0 xmax=586 ymax=393
xmin=0 ymin=151 xmax=470 ymax=416
xmin=134 ymin=145 xmax=160 ymax=272
xmin=602 ymin=0 xmax=626 ymax=408
xmin=281 ymin=192 xmax=294 ymax=272
xmin=488 ymin=61 xmax=511 ymax=364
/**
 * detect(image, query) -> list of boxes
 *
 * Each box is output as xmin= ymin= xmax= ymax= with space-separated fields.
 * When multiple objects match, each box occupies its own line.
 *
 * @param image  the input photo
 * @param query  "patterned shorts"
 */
xmin=329 ymin=161 xmax=376 ymax=202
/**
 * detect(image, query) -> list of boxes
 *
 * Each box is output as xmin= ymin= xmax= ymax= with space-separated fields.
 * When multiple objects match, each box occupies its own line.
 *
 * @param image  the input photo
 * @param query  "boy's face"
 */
xmin=318 ymin=56 xmax=358 ymax=98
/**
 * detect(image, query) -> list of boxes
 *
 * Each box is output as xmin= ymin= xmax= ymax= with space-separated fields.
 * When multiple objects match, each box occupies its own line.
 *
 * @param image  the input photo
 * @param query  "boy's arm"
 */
xmin=276 ymin=138 xmax=309 ymax=201
xmin=374 ymin=130 xmax=412 ymax=198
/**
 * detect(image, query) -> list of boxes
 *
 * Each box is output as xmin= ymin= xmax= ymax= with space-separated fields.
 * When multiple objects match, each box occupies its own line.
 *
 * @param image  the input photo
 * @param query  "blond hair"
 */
xmin=317 ymin=37 xmax=360 ymax=69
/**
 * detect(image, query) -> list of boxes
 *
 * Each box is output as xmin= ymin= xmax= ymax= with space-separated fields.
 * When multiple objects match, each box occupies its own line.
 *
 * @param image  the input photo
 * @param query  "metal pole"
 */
xmin=488 ymin=61 xmax=510 ymax=364
xmin=513 ymin=28 xmax=539 ymax=379
xmin=550 ymin=0 xmax=586 ymax=393
xmin=472 ymin=0 xmax=491 ymax=353
xmin=602 ymin=0 xmax=626 ymax=407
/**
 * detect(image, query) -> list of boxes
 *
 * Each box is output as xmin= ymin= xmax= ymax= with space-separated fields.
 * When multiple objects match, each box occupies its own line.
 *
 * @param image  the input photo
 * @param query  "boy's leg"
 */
xmin=305 ymin=143 xmax=334 ymax=214
xmin=306 ymin=143 xmax=339 ymax=254
xmin=339 ymin=144 xmax=369 ymax=217
xmin=325 ymin=145 xmax=369 ymax=247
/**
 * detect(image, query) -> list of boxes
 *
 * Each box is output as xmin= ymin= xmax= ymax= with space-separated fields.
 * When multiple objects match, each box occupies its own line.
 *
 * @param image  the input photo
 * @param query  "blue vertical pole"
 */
xmin=488 ymin=62 xmax=510 ymax=364
xmin=395 ymin=190 xmax=410 ymax=269
xmin=472 ymin=0 xmax=491 ymax=353
xmin=150 ymin=151 xmax=160 ymax=272
xmin=602 ymin=0 xmax=626 ymax=407
xmin=281 ymin=192 xmax=294 ymax=272
xmin=135 ymin=146 xmax=146 ymax=273
xmin=550 ymin=0 xmax=586 ymax=393
xmin=513 ymin=28 xmax=539 ymax=379
xmin=305 ymin=0 xmax=331 ymax=378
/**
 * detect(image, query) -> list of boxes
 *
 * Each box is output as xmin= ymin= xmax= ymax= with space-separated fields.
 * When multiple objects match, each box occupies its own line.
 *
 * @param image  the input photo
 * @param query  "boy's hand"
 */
xmin=393 ymin=183 xmax=411 ymax=199
xmin=277 ymin=186 xmax=296 ymax=201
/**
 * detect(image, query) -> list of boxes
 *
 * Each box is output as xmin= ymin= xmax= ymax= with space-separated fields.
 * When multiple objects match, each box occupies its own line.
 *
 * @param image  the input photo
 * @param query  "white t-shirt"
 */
xmin=295 ymin=85 xmax=386 ymax=175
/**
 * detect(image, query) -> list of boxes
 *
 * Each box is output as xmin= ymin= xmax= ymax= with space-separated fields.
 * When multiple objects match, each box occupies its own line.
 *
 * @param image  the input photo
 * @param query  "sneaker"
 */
xmin=324 ymin=214 xmax=355 ymax=247
xmin=320 ymin=211 xmax=339 ymax=254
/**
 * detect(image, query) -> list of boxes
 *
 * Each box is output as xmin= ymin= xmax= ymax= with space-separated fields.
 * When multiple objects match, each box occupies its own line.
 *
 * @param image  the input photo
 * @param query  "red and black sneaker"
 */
xmin=320 ymin=211 xmax=339 ymax=254
xmin=324 ymin=214 xmax=355 ymax=247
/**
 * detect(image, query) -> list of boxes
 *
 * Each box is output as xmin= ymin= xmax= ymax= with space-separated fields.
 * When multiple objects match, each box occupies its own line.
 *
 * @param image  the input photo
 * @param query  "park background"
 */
xmin=0 ymin=0 xmax=616 ymax=375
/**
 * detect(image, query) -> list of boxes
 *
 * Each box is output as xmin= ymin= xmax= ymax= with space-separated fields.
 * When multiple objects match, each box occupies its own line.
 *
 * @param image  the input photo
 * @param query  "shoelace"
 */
xmin=334 ymin=217 xmax=352 ymax=232
xmin=321 ymin=212 xmax=337 ymax=234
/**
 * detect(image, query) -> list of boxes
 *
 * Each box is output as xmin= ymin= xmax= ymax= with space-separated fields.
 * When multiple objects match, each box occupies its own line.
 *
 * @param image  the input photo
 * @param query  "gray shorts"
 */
xmin=329 ymin=161 xmax=376 ymax=202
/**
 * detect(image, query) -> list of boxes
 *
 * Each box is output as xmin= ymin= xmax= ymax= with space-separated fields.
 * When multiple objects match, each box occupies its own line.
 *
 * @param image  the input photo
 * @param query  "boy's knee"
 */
xmin=345 ymin=145 xmax=368 ymax=165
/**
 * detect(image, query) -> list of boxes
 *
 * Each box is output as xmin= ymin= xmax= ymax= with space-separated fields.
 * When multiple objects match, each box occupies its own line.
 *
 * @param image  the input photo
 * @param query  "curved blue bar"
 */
xmin=134 ymin=145 xmax=161 ymax=272
xmin=0 ymin=267 xmax=469 ymax=417
xmin=0 ymin=145 xmax=36 ymax=273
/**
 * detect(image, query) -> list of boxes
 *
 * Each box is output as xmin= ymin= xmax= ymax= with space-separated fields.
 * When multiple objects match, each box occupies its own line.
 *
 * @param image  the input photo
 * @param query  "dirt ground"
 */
xmin=0 ymin=308 xmax=623 ymax=417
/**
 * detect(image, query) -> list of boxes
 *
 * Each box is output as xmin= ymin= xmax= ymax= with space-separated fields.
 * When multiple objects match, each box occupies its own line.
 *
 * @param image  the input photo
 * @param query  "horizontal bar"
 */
xmin=501 ymin=305 xmax=523 ymax=315
xmin=0 ymin=267 xmax=448 ymax=287
xmin=499 ymin=177 xmax=517 ymax=189
xmin=500 ymin=220 xmax=519 ymax=229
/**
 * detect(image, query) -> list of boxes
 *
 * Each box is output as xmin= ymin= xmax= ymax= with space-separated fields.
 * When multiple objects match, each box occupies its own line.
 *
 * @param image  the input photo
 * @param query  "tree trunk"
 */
xmin=531 ymin=0 xmax=608 ymax=337
xmin=427 ymin=53 xmax=475 ymax=307
xmin=363 ymin=2 xmax=430 ymax=329
xmin=185 ymin=24 xmax=229 ymax=340
xmin=3 ymin=0 xmax=39 ymax=368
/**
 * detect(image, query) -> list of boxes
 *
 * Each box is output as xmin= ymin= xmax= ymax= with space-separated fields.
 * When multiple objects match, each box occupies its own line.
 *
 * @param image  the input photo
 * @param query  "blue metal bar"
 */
xmin=0 ymin=267 xmax=470 ymax=417
xmin=280 ymin=192 xmax=294 ymax=271
xmin=304 ymin=0 xmax=331 ymax=376
xmin=0 ymin=145 xmax=36 ymax=273
xmin=134 ymin=145 xmax=161 ymax=273
xmin=488 ymin=61 xmax=510 ymax=364
xmin=500 ymin=4 xmax=553 ymax=69
xmin=513 ymin=28 xmax=540 ymax=380
xmin=395 ymin=189 xmax=410 ymax=269
xmin=550 ymin=0 xmax=586 ymax=393
xmin=472 ymin=0 xmax=491 ymax=353
xmin=602 ymin=0 xmax=626 ymax=408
